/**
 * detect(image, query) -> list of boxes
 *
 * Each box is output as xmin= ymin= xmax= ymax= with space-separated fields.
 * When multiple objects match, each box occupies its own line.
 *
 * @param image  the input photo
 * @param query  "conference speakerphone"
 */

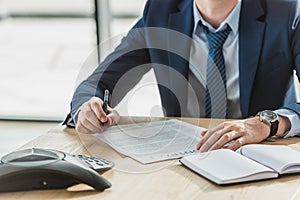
xmin=0 ymin=148 xmax=114 ymax=192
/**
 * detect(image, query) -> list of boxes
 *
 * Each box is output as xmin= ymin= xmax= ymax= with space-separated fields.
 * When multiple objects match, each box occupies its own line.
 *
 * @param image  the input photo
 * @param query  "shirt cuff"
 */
xmin=275 ymin=109 xmax=300 ymax=138
xmin=63 ymin=108 xmax=81 ymax=128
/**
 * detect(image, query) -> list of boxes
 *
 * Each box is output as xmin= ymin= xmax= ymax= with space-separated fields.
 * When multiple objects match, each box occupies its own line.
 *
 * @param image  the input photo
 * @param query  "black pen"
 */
xmin=101 ymin=89 xmax=110 ymax=126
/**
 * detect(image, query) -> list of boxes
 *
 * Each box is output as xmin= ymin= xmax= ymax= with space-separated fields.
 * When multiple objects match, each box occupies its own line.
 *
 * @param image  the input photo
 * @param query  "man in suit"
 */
xmin=65 ymin=0 xmax=300 ymax=152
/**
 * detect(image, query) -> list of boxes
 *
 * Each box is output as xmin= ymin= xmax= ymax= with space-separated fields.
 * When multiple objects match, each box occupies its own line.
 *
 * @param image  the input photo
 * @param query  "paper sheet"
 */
xmin=93 ymin=119 xmax=205 ymax=164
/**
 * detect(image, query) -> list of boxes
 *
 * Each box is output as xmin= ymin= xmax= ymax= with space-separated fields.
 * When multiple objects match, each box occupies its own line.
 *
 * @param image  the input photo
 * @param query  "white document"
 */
xmin=93 ymin=119 xmax=205 ymax=164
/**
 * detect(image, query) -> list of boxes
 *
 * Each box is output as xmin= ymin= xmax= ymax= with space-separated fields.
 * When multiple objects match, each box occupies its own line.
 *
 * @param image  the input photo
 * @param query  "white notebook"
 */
xmin=93 ymin=119 xmax=205 ymax=164
xmin=180 ymin=144 xmax=300 ymax=185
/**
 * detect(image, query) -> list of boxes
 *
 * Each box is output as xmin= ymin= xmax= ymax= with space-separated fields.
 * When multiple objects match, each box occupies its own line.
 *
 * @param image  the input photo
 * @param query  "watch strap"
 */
xmin=269 ymin=120 xmax=279 ymax=137
xmin=256 ymin=110 xmax=279 ymax=138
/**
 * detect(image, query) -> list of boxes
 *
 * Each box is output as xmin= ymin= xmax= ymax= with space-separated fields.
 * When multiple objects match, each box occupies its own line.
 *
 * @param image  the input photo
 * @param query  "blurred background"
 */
xmin=0 ymin=0 xmax=152 ymax=122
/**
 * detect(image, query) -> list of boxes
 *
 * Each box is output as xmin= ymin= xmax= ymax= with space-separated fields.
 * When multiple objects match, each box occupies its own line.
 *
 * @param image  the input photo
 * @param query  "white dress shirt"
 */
xmin=187 ymin=0 xmax=300 ymax=137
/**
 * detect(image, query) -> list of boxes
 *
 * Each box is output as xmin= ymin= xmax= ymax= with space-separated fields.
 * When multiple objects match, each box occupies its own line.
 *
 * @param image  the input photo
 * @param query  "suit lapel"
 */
xmin=167 ymin=0 xmax=194 ymax=116
xmin=168 ymin=0 xmax=193 ymax=76
xmin=239 ymin=0 xmax=266 ymax=117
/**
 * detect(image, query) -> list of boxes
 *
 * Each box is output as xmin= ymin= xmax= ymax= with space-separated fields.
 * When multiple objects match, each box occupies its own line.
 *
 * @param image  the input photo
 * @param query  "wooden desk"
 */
xmin=1 ymin=117 xmax=300 ymax=200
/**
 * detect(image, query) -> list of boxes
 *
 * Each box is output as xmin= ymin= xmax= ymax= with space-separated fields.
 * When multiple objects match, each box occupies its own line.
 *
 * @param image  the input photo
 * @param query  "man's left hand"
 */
xmin=196 ymin=117 xmax=271 ymax=152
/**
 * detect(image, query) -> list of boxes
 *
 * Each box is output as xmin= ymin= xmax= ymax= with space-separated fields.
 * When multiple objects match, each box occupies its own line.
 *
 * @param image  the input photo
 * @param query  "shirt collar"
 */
xmin=193 ymin=0 xmax=241 ymax=35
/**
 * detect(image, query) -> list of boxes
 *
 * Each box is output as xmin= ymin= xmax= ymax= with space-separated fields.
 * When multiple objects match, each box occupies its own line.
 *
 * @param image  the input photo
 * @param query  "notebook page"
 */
xmin=93 ymin=119 xmax=204 ymax=164
xmin=240 ymin=144 xmax=300 ymax=174
xmin=180 ymin=149 xmax=277 ymax=184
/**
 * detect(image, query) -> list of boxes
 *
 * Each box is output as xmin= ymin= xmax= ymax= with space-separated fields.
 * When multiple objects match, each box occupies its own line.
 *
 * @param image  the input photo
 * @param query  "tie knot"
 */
xmin=197 ymin=22 xmax=232 ymax=49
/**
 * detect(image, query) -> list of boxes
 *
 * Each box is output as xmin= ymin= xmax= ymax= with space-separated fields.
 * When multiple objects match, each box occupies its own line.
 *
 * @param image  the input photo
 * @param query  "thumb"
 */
xmin=106 ymin=109 xmax=120 ymax=126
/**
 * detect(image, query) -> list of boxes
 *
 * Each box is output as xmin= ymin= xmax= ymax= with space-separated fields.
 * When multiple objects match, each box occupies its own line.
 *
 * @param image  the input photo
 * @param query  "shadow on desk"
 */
xmin=0 ymin=187 xmax=108 ymax=199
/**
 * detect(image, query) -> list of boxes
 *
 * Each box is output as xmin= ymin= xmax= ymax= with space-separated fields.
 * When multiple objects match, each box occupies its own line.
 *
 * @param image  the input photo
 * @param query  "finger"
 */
xmin=106 ymin=109 xmax=120 ymax=126
xmin=227 ymin=137 xmax=246 ymax=151
xmin=99 ymin=109 xmax=120 ymax=129
xmin=89 ymin=97 xmax=107 ymax=123
xmin=201 ymin=130 xmax=208 ymax=136
xmin=199 ymin=125 xmax=233 ymax=152
xmin=105 ymin=116 xmax=114 ymax=127
xmin=199 ymin=132 xmax=222 ymax=152
xmin=80 ymin=104 xmax=106 ymax=129
xmin=205 ymin=122 xmax=227 ymax=135
xmin=197 ymin=130 xmax=216 ymax=150
xmin=199 ymin=123 xmax=226 ymax=144
xmin=208 ymin=131 xmax=243 ymax=151
xmin=89 ymin=97 xmax=103 ymax=120
xmin=196 ymin=131 xmax=214 ymax=150
xmin=196 ymin=130 xmax=208 ymax=149
xmin=77 ymin=116 xmax=104 ymax=133
xmin=197 ymin=122 xmax=230 ymax=151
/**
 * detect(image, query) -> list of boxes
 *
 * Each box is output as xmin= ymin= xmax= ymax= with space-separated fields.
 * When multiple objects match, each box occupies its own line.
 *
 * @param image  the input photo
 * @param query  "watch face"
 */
xmin=261 ymin=110 xmax=278 ymax=121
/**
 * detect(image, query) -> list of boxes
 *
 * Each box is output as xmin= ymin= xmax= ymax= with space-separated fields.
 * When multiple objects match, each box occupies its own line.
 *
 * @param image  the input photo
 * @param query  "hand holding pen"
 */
xmin=75 ymin=89 xmax=120 ymax=134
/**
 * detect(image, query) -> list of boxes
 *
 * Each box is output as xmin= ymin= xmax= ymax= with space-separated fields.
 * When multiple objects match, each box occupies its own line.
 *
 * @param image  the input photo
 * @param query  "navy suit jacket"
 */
xmin=69 ymin=0 xmax=300 ymax=120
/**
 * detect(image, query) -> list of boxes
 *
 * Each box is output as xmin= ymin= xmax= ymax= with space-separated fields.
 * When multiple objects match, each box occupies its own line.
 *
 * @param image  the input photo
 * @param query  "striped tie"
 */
xmin=197 ymin=22 xmax=231 ymax=118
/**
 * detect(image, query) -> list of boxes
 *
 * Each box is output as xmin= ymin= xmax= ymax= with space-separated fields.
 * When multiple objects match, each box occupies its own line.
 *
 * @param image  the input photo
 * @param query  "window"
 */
xmin=0 ymin=0 xmax=149 ymax=121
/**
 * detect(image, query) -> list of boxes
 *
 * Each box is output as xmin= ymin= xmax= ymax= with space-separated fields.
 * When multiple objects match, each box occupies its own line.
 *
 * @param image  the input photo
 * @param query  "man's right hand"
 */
xmin=75 ymin=97 xmax=120 ymax=134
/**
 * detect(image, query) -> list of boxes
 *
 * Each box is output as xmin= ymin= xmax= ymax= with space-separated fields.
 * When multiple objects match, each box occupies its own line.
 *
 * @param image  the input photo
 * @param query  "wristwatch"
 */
xmin=256 ymin=110 xmax=279 ymax=138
